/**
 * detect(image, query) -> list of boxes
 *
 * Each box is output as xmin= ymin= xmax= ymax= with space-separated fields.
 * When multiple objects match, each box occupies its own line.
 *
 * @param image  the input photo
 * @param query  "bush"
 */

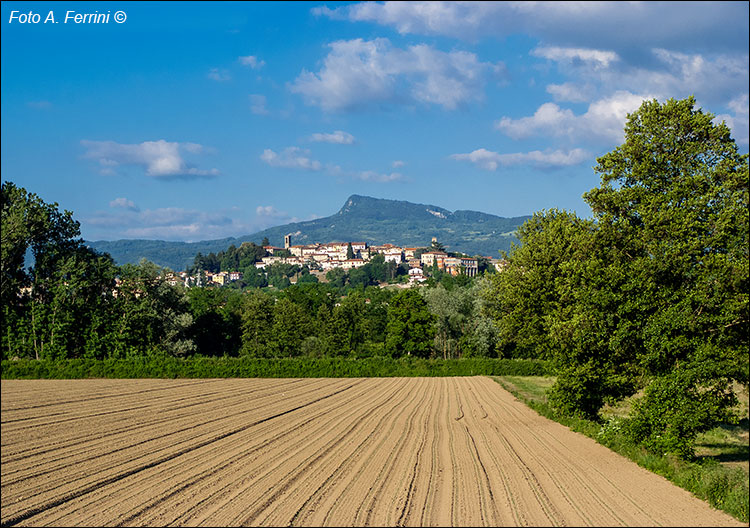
xmin=625 ymin=373 xmax=739 ymax=459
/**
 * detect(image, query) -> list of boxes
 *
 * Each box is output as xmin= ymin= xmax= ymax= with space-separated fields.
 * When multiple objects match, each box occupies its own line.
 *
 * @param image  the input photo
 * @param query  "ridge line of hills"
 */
xmin=86 ymin=195 xmax=531 ymax=271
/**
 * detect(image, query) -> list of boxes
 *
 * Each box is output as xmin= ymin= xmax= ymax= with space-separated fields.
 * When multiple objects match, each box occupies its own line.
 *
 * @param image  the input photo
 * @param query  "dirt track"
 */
xmin=1 ymin=377 xmax=743 ymax=527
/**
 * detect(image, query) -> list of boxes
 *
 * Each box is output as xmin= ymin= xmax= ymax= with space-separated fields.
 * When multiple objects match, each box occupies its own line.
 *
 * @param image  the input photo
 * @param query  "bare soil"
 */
xmin=1 ymin=377 xmax=743 ymax=526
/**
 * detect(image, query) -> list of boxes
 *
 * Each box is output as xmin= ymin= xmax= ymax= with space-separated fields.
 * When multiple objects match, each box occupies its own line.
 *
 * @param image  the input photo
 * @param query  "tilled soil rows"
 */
xmin=1 ymin=377 xmax=742 ymax=527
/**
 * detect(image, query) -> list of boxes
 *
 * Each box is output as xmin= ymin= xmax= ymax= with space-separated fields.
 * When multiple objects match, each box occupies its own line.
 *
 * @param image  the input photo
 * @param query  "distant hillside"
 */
xmin=87 ymin=195 xmax=530 ymax=271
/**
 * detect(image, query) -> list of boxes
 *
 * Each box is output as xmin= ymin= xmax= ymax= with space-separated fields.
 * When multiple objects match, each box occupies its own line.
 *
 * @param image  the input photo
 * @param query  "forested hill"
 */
xmin=86 ymin=195 xmax=530 ymax=271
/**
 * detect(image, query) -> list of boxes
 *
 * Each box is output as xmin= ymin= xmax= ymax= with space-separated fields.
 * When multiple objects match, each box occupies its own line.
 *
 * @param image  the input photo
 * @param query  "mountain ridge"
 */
xmin=86 ymin=195 xmax=530 ymax=271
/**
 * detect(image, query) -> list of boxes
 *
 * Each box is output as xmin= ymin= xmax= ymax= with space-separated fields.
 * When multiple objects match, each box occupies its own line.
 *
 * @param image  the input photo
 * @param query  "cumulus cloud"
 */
xmin=319 ymin=2 xmax=747 ymax=124
xmin=239 ymin=55 xmax=265 ymax=69
xmin=310 ymin=130 xmax=356 ymax=144
xmin=318 ymin=1 xmax=748 ymax=54
xmin=451 ymin=148 xmax=591 ymax=171
xmin=546 ymin=82 xmax=596 ymax=103
xmin=495 ymin=91 xmax=651 ymax=144
xmin=109 ymin=197 xmax=139 ymax=211
xmin=715 ymin=94 xmax=749 ymax=146
xmin=531 ymin=46 xmax=619 ymax=68
xmin=81 ymin=139 xmax=220 ymax=179
xmin=392 ymin=160 xmax=405 ymax=168
xmin=249 ymin=94 xmax=269 ymax=115
xmin=207 ymin=68 xmax=231 ymax=82
xmin=260 ymin=147 xmax=323 ymax=170
xmin=290 ymin=38 xmax=503 ymax=112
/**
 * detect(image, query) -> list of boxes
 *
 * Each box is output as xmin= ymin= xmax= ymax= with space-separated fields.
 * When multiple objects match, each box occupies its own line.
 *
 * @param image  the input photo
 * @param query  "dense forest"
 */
xmin=2 ymin=97 xmax=748 ymax=460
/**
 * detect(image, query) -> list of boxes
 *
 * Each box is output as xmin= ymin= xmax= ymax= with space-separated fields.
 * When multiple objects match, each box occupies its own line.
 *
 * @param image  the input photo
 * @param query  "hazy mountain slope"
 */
xmin=87 ymin=195 xmax=530 ymax=270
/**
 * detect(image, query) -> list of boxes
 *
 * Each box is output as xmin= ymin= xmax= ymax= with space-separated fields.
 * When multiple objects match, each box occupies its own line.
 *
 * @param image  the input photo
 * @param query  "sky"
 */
xmin=1 ymin=1 xmax=748 ymax=243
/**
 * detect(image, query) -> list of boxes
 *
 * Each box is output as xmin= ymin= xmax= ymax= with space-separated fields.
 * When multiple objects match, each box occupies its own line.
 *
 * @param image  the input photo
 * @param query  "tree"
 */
xmin=114 ymin=259 xmax=195 ymax=358
xmin=1 ymin=181 xmax=82 ymax=312
xmin=326 ymin=268 xmax=348 ymax=290
xmin=584 ymin=97 xmax=749 ymax=456
xmin=385 ymin=289 xmax=435 ymax=358
xmin=422 ymin=284 xmax=472 ymax=359
xmin=485 ymin=209 xmax=593 ymax=360
xmin=346 ymin=242 xmax=355 ymax=260
xmin=1 ymin=182 xmax=120 ymax=360
xmin=240 ymin=291 xmax=274 ymax=357
xmin=269 ymin=297 xmax=312 ymax=357
xmin=325 ymin=293 xmax=366 ymax=356
xmin=188 ymin=287 xmax=242 ymax=356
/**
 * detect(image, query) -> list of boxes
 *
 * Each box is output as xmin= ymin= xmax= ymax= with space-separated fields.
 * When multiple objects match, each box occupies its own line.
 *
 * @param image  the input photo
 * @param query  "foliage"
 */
xmin=385 ymin=289 xmax=435 ymax=358
xmin=587 ymin=97 xmax=749 ymax=455
xmin=421 ymin=278 xmax=498 ymax=359
xmin=484 ymin=209 xmax=593 ymax=360
xmin=624 ymin=370 xmax=739 ymax=459
xmin=187 ymin=287 xmax=243 ymax=357
xmin=1 ymin=357 xmax=553 ymax=379
xmin=487 ymin=98 xmax=749 ymax=457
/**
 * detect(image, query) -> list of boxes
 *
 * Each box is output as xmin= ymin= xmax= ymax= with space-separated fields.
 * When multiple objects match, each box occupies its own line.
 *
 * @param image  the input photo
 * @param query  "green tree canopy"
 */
xmin=385 ymin=288 xmax=435 ymax=358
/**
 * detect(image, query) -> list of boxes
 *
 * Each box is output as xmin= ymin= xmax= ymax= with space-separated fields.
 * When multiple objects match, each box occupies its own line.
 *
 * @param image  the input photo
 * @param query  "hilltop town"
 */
xmin=165 ymin=235 xmax=508 ymax=289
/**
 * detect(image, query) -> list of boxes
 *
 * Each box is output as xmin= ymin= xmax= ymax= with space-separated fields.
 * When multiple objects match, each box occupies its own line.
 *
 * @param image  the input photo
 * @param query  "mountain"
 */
xmin=86 ymin=195 xmax=531 ymax=271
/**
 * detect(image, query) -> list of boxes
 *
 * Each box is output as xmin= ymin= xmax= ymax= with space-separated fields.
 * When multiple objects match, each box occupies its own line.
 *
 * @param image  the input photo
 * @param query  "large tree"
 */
xmin=586 ymin=97 xmax=749 ymax=457
xmin=1 ymin=181 xmax=120 ymax=359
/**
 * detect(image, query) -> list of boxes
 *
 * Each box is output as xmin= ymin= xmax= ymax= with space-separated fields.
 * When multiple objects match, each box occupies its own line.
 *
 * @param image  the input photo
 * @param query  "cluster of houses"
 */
xmin=163 ymin=236 xmax=507 ymax=288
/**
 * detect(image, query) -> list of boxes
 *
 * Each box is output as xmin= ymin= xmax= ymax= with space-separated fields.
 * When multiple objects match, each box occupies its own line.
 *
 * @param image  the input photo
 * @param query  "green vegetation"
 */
xmin=486 ymin=97 xmax=748 ymax=460
xmin=1 ymin=357 xmax=552 ymax=379
xmin=493 ymin=375 xmax=749 ymax=523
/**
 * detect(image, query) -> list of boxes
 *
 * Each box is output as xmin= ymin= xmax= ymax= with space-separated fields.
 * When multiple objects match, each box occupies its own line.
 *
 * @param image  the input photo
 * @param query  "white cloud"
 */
xmin=392 ymin=160 xmax=405 ymax=168
xmin=531 ymin=46 xmax=619 ymax=68
xmin=249 ymin=94 xmax=269 ymax=115
xmin=85 ymin=206 xmax=245 ymax=242
xmin=354 ymin=170 xmax=403 ymax=182
xmin=320 ymin=2 xmax=747 ymax=121
xmin=647 ymin=49 xmax=749 ymax=105
xmin=715 ymin=94 xmax=749 ymax=146
xmin=495 ymin=91 xmax=651 ymax=144
xmin=290 ymin=38 xmax=502 ymax=112
xmin=109 ymin=197 xmax=139 ymax=211
xmin=310 ymin=130 xmax=356 ymax=144
xmin=320 ymin=1 xmax=748 ymax=55
xmin=81 ymin=139 xmax=219 ymax=179
xmin=207 ymin=68 xmax=231 ymax=82
xmin=239 ymin=55 xmax=265 ymax=69
xmin=260 ymin=147 xmax=323 ymax=170
xmin=451 ymin=148 xmax=591 ymax=171
xmin=546 ymin=82 xmax=595 ymax=103
xmin=255 ymin=205 xmax=286 ymax=217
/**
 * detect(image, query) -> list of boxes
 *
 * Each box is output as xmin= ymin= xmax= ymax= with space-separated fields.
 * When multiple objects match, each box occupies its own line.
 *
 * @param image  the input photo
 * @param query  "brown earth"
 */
xmin=1 ymin=377 xmax=743 ymax=527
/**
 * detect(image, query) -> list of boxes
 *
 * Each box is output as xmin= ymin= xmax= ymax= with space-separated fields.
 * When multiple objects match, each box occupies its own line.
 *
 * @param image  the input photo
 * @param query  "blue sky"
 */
xmin=2 ymin=1 xmax=748 ymax=242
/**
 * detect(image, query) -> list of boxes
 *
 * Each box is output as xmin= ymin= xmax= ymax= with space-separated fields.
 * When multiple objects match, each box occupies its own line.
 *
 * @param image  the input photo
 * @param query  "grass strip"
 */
xmin=492 ymin=376 xmax=749 ymax=524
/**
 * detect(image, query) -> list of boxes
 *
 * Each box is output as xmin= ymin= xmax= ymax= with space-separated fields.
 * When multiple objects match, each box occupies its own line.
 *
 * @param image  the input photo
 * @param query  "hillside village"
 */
xmin=165 ymin=235 xmax=508 ymax=289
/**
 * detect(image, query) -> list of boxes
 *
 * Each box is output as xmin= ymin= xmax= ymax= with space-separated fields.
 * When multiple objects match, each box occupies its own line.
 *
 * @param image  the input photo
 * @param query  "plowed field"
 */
xmin=1 ymin=377 xmax=742 ymax=527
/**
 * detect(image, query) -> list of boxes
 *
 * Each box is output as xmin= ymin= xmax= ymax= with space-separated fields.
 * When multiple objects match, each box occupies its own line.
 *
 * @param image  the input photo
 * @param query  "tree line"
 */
xmin=1 ymin=181 xmax=497 ymax=362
